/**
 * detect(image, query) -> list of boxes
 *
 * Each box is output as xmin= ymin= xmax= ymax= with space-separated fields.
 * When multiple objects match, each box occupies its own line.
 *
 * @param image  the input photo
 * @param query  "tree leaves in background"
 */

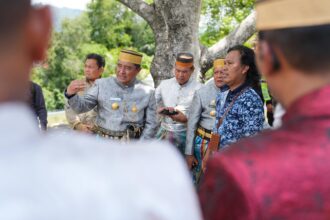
xmin=200 ymin=0 xmax=255 ymax=46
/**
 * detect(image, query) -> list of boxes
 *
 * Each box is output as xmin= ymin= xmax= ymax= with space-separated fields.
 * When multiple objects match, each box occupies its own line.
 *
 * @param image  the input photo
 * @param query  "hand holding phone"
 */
xmin=159 ymin=108 xmax=179 ymax=116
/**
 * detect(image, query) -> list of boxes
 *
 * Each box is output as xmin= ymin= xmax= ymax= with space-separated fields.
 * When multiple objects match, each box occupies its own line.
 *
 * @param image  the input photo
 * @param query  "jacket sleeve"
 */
xmin=67 ymin=82 xmax=99 ymax=114
xmin=155 ymin=82 xmax=164 ymax=108
xmin=34 ymin=83 xmax=48 ymax=130
xmin=141 ymin=90 xmax=158 ymax=139
xmin=185 ymin=92 xmax=202 ymax=155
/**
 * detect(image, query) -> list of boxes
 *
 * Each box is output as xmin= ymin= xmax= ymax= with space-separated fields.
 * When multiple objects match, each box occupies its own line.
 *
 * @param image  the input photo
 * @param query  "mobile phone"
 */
xmin=159 ymin=109 xmax=178 ymax=115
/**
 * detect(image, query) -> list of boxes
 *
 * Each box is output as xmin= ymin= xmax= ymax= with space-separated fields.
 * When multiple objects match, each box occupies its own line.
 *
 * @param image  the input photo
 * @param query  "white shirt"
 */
xmin=155 ymin=78 xmax=202 ymax=132
xmin=0 ymin=103 xmax=202 ymax=220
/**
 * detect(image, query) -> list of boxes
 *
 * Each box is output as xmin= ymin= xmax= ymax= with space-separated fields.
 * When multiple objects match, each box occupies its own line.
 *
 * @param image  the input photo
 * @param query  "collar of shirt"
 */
xmin=228 ymin=82 xmax=249 ymax=96
xmin=283 ymin=85 xmax=330 ymax=123
xmin=85 ymin=78 xmax=95 ymax=87
xmin=220 ymin=85 xmax=230 ymax=92
xmin=175 ymin=76 xmax=194 ymax=89
xmin=224 ymin=82 xmax=249 ymax=103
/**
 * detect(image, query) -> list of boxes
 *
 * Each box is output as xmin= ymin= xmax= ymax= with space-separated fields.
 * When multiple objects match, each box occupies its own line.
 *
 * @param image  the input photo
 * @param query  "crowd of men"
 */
xmin=1 ymin=0 xmax=330 ymax=219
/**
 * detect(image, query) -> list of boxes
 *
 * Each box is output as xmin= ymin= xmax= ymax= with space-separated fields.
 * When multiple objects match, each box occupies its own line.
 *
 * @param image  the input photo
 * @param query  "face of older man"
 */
xmin=213 ymin=66 xmax=226 ymax=88
xmin=116 ymin=60 xmax=140 ymax=85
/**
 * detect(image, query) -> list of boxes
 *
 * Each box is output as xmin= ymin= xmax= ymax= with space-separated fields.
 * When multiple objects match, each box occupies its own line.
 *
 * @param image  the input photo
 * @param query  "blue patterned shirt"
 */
xmin=214 ymin=83 xmax=264 ymax=148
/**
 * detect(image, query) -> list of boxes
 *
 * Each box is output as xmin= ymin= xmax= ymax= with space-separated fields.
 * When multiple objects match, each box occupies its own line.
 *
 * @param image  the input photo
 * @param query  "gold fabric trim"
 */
xmin=213 ymin=59 xmax=224 ymax=69
xmin=256 ymin=0 xmax=330 ymax=30
xmin=119 ymin=49 xmax=143 ymax=65
xmin=176 ymin=61 xmax=193 ymax=68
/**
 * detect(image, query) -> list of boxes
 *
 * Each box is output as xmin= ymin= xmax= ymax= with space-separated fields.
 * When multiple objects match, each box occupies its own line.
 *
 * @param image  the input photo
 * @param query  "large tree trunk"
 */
xmin=149 ymin=0 xmax=202 ymax=86
xmin=118 ymin=0 xmax=256 ymax=87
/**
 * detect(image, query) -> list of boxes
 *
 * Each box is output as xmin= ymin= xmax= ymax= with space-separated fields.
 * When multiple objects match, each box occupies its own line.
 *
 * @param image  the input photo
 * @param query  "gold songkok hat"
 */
xmin=256 ymin=0 xmax=330 ymax=30
xmin=176 ymin=53 xmax=194 ymax=68
xmin=119 ymin=49 xmax=143 ymax=65
xmin=213 ymin=59 xmax=225 ymax=69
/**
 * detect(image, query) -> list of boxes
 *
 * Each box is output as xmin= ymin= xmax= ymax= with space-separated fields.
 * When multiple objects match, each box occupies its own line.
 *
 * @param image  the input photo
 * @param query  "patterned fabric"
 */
xmin=156 ymin=127 xmax=186 ymax=155
xmin=199 ymin=85 xmax=330 ymax=220
xmin=212 ymin=86 xmax=230 ymax=133
xmin=214 ymin=83 xmax=264 ymax=148
xmin=192 ymin=135 xmax=209 ymax=185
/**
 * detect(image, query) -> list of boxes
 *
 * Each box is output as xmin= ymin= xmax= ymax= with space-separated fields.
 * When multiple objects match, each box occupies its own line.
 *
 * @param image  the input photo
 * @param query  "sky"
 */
xmin=32 ymin=0 xmax=91 ymax=10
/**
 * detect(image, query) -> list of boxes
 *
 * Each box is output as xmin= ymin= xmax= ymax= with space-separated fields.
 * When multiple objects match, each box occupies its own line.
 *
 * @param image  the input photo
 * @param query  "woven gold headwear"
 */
xmin=119 ymin=49 xmax=143 ymax=65
xmin=256 ymin=0 xmax=330 ymax=30
xmin=213 ymin=59 xmax=225 ymax=69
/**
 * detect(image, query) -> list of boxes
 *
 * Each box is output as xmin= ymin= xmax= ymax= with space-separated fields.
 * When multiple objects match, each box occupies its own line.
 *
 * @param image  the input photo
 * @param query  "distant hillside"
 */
xmin=50 ymin=6 xmax=83 ymax=31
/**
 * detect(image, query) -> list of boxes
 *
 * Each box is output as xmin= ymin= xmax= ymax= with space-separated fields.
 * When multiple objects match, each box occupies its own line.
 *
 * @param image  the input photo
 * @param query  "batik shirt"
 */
xmin=214 ymin=83 xmax=264 ymax=148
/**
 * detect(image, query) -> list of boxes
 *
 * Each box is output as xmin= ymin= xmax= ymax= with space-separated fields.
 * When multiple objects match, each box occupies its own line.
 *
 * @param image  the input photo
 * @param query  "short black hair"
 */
xmin=85 ymin=53 xmax=105 ymax=68
xmin=0 ymin=0 xmax=31 ymax=38
xmin=228 ymin=45 xmax=261 ymax=89
xmin=259 ymin=24 xmax=330 ymax=74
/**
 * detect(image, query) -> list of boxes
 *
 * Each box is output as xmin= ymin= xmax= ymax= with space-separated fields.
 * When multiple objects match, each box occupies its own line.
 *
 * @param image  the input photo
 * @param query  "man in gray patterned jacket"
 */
xmin=185 ymin=59 xmax=228 ymax=185
xmin=65 ymin=49 xmax=157 ymax=140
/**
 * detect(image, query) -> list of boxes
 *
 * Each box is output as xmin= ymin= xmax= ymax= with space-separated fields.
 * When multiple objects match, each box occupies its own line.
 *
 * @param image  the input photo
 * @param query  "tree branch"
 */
xmin=117 ymin=0 xmax=156 ymax=27
xmin=200 ymin=11 xmax=257 ymax=74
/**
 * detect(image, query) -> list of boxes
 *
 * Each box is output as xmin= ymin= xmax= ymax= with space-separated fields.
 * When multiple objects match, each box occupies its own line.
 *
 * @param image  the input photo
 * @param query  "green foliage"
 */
xmin=32 ymin=4 xmax=154 ymax=110
xmin=200 ymin=0 xmax=255 ymax=46
xmin=87 ymin=0 xmax=155 ymax=55
xmin=87 ymin=0 xmax=133 ymax=48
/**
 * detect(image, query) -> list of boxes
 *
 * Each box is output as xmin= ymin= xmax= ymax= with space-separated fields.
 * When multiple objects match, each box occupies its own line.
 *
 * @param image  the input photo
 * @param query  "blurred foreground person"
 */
xmin=0 ymin=1 xmax=202 ymax=219
xmin=199 ymin=0 xmax=330 ymax=219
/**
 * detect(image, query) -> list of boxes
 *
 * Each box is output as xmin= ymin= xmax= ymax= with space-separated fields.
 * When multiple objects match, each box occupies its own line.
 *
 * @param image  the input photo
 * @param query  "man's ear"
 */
xmin=242 ymin=65 xmax=250 ymax=75
xmin=256 ymin=41 xmax=278 ymax=77
xmin=99 ymin=67 xmax=104 ymax=74
xmin=26 ymin=6 xmax=52 ymax=62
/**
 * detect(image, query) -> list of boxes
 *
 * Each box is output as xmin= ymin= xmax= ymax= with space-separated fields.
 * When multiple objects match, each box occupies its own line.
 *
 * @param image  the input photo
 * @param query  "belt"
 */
xmin=196 ymin=126 xmax=212 ymax=140
xmin=92 ymin=125 xmax=143 ymax=139
xmin=92 ymin=126 xmax=126 ymax=138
